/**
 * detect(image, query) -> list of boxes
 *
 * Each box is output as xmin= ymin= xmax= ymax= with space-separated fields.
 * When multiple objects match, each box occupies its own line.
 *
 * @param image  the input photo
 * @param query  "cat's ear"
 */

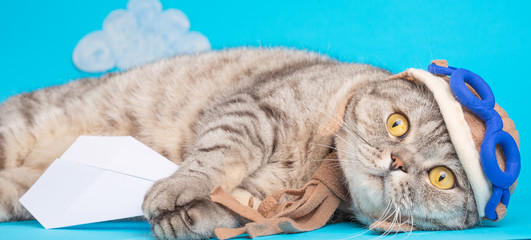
xmin=319 ymin=93 xmax=354 ymax=136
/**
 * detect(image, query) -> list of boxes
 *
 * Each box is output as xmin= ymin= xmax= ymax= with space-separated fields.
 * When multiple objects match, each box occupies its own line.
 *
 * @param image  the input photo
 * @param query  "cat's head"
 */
xmin=334 ymin=76 xmax=480 ymax=230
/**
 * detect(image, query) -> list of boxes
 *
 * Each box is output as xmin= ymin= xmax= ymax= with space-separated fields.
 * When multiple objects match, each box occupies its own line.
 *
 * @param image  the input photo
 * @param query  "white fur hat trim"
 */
xmin=406 ymin=68 xmax=491 ymax=218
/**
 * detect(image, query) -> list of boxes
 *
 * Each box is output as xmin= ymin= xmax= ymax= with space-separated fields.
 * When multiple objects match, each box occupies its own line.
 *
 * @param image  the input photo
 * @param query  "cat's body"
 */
xmin=0 ymin=48 xmax=479 ymax=239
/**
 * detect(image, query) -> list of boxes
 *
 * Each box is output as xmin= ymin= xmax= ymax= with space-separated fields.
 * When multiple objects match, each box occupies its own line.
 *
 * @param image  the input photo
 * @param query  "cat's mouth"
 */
xmin=346 ymin=170 xmax=418 ymax=232
xmin=368 ymin=192 xmax=417 ymax=233
xmin=379 ymin=172 xmax=417 ymax=231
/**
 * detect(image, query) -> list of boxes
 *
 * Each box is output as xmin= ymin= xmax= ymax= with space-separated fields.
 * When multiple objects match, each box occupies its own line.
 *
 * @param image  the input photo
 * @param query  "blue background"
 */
xmin=0 ymin=0 xmax=530 ymax=239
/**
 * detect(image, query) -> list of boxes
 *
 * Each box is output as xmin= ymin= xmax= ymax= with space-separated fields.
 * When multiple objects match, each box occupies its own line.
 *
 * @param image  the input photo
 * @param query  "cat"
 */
xmin=0 ymin=48 xmax=479 ymax=239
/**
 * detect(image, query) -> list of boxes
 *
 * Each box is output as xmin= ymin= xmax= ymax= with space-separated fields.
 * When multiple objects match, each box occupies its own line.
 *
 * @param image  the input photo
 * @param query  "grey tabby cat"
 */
xmin=0 ymin=48 xmax=478 ymax=239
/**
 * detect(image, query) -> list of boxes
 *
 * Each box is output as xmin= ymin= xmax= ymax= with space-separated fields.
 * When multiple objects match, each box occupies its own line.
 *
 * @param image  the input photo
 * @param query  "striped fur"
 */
xmin=0 ymin=48 xmax=478 ymax=239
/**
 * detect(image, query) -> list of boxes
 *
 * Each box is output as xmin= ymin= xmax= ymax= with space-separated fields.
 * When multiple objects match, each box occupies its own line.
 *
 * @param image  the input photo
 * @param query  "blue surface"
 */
xmin=1 ymin=0 xmax=530 ymax=239
xmin=2 ymin=217 xmax=531 ymax=240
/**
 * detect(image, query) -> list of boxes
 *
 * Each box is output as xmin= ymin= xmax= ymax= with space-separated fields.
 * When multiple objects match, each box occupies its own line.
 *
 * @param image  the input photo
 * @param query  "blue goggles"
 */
xmin=427 ymin=64 xmax=521 ymax=221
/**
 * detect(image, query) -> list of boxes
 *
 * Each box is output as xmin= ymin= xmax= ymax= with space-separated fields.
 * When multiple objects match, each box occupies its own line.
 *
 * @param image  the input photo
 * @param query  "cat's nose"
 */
xmin=390 ymin=154 xmax=407 ymax=173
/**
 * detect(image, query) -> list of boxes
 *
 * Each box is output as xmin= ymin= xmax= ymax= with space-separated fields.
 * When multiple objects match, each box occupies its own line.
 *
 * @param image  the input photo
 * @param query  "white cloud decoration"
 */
xmin=73 ymin=0 xmax=211 ymax=73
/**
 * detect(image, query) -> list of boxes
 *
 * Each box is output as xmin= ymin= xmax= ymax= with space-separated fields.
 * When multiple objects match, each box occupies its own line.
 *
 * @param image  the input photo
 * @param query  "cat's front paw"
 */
xmin=143 ymin=175 xmax=240 ymax=240
xmin=369 ymin=220 xmax=416 ymax=233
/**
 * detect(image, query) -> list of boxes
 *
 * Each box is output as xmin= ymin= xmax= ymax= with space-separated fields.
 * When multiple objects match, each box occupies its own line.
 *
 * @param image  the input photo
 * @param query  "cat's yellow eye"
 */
xmin=429 ymin=166 xmax=456 ymax=190
xmin=387 ymin=113 xmax=409 ymax=138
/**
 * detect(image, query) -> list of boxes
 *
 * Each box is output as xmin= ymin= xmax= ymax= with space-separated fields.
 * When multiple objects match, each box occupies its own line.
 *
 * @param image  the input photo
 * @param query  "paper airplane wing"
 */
xmin=19 ymin=136 xmax=179 ymax=229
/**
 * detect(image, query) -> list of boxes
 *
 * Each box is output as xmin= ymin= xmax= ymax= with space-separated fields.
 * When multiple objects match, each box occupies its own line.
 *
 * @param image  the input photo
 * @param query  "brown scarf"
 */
xmin=210 ymin=151 xmax=350 ymax=239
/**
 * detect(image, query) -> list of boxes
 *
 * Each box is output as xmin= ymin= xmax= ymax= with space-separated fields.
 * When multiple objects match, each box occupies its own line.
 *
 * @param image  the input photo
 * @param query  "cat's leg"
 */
xmin=0 ymin=93 xmax=54 ymax=222
xmin=0 ymin=123 xmax=66 ymax=222
xmin=0 ymin=167 xmax=42 ymax=221
xmin=143 ymin=97 xmax=277 ymax=239
xmin=0 ymin=89 xmax=104 ymax=222
xmin=369 ymin=221 xmax=416 ymax=232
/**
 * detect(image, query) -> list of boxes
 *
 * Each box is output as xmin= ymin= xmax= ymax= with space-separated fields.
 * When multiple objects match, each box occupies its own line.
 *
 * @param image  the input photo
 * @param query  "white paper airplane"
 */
xmin=19 ymin=136 xmax=179 ymax=229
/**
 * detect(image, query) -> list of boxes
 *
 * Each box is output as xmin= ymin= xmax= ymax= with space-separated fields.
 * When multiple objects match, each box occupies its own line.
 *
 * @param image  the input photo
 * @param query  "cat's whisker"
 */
xmin=304 ymin=103 xmax=355 ymax=136
xmin=375 ymin=209 xmax=399 ymax=236
xmin=306 ymin=105 xmax=377 ymax=151
xmin=340 ymin=123 xmax=377 ymax=149
xmin=399 ymin=208 xmax=403 ymax=228
xmin=382 ymin=211 xmax=396 ymax=237
xmin=307 ymin=158 xmax=339 ymax=162
xmin=390 ymin=208 xmax=402 ymax=235
xmin=378 ymin=201 xmax=393 ymax=220
xmin=341 ymin=209 xmax=397 ymax=240
xmin=375 ymin=201 xmax=394 ymax=224
xmin=309 ymin=142 xmax=363 ymax=160
xmin=315 ymin=108 xmax=378 ymax=151
xmin=414 ymin=56 xmax=423 ymax=69
xmin=302 ymin=105 xmax=372 ymax=150
xmin=385 ymin=207 xmax=415 ymax=240
xmin=335 ymin=159 xmax=359 ymax=164
xmin=306 ymin=158 xmax=346 ymax=166
xmin=336 ymin=157 xmax=364 ymax=164
xmin=382 ymin=206 xmax=400 ymax=237
xmin=305 ymin=156 xmax=361 ymax=170
xmin=403 ymin=208 xmax=414 ymax=239
xmin=306 ymin=117 xmax=359 ymax=151
xmin=339 ymin=202 xmax=396 ymax=240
